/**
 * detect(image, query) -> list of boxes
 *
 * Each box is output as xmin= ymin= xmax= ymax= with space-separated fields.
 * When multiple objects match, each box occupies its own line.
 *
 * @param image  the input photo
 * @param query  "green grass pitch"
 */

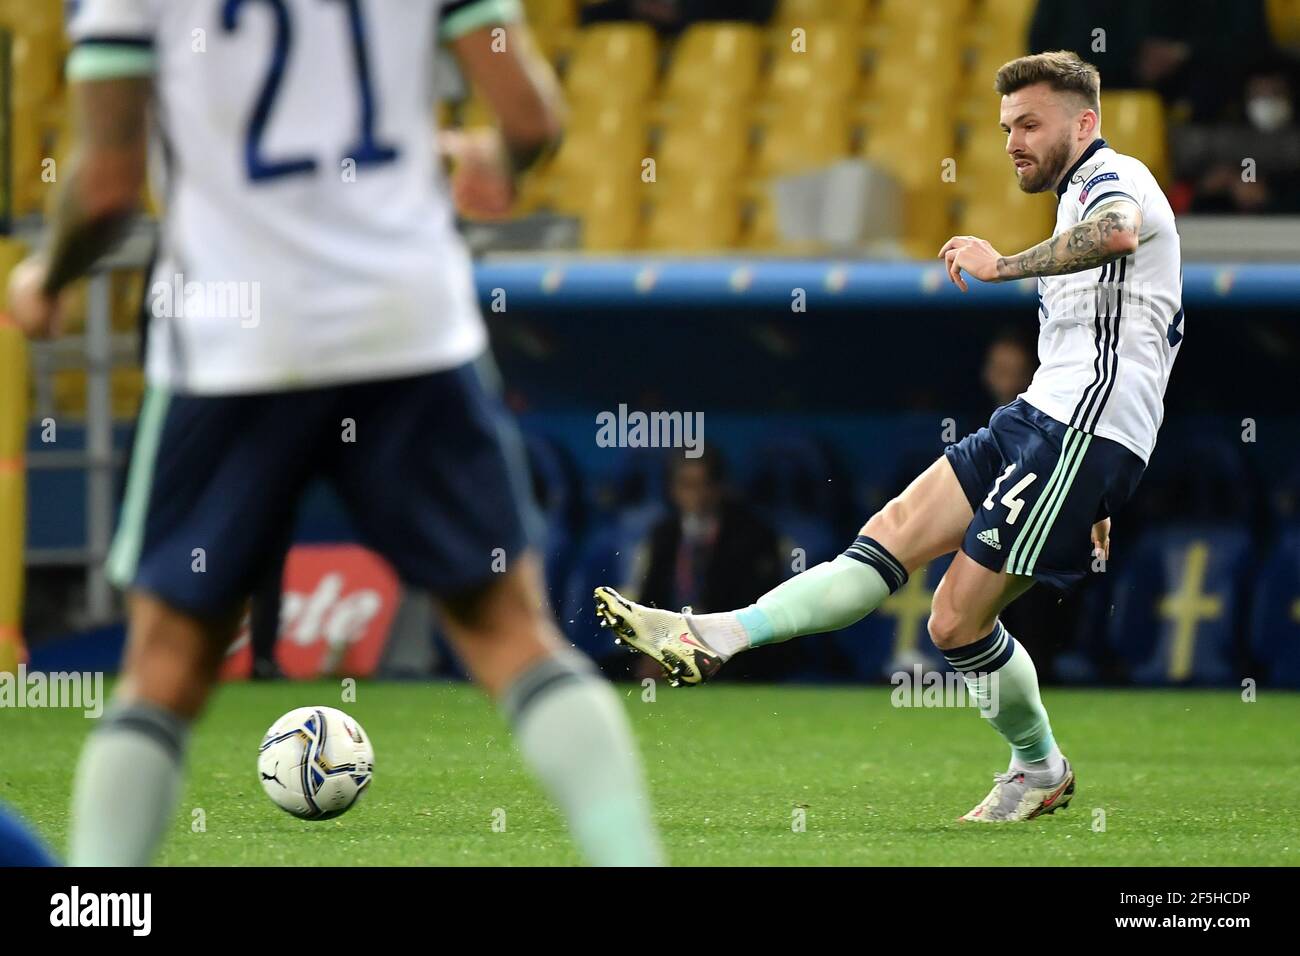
xmin=6 ymin=681 xmax=1298 ymax=865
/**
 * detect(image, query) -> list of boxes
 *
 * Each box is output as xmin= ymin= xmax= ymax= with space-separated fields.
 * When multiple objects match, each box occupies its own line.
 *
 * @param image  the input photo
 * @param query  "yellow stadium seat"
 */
xmin=958 ymin=176 xmax=1056 ymax=257
xmin=112 ymin=270 xmax=146 ymax=334
xmin=656 ymin=108 xmax=752 ymax=183
xmin=457 ymin=95 xmax=497 ymax=128
xmin=740 ymin=184 xmax=780 ymax=251
xmin=956 ymin=121 xmax=1017 ymax=198
xmin=1101 ymin=91 xmax=1169 ymax=185
xmin=522 ymin=0 xmax=576 ymax=29
xmin=962 ymin=35 xmax=1029 ymax=126
xmin=577 ymin=178 xmax=644 ymax=252
xmin=8 ymin=102 xmax=42 ymax=217
xmin=766 ymin=23 xmax=863 ymax=104
xmin=970 ymin=0 xmax=1037 ymax=40
xmin=862 ymin=106 xmax=958 ymax=257
xmin=527 ymin=24 xmax=576 ymax=65
xmin=564 ymin=101 xmax=647 ymax=147
xmin=862 ymin=104 xmax=958 ymax=190
xmin=52 ymin=370 xmax=88 ymax=417
xmin=755 ymin=101 xmax=852 ymax=177
xmin=644 ymin=178 xmax=741 ymax=252
xmin=877 ymin=0 xmax=971 ymax=27
xmin=867 ymin=24 xmax=964 ymax=105
xmin=1 ymin=0 xmax=61 ymax=33
xmin=52 ymin=367 xmax=145 ymax=419
xmin=112 ymin=368 xmax=145 ymax=418
xmin=775 ymin=0 xmax=872 ymax=24
xmin=662 ymin=23 xmax=764 ymax=108
xmin=544 ymin=106 xmax=648 ymax=214
xmin=1266 ymin=0 xmax=1300 ymax=47
xmin=11 ymin=31 xmax=64 ymax=105
xmin=565 ymin=23 xmax=658 ymax=105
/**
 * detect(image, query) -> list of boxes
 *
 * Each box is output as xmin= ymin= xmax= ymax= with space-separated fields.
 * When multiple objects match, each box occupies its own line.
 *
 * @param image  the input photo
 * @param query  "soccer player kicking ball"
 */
xmin=596 ymin=51 xmax=1184 ymax=823
xmin=8 ymin=0 xmax=663 ymax=866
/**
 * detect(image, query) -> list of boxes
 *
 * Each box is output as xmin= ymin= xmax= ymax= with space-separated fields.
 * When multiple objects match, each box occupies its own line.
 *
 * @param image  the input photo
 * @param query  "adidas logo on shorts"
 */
xmin=977 ymin=528 xmax=1002 ymax=550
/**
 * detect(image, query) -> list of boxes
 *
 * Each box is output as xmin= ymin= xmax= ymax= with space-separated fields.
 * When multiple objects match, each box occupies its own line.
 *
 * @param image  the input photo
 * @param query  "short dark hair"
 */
xmin=994 ymin=50 xmax=1101 ymax=113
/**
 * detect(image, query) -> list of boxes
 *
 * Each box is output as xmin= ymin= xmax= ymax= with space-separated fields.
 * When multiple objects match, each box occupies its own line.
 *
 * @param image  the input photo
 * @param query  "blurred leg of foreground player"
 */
xmin=7 ymin=0 xmax=661 ymax=866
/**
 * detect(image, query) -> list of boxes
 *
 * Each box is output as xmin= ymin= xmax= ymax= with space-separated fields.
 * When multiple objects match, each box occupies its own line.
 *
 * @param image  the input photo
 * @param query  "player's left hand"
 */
xmin=938 ymin=236 xmax=1003 ymax=292
xmin=439 ymin=128 xmax=516 ymax=221
xmin=1091 ymin=517 xmax=1111 ymax=562
xmin=4 ymin=255 xmax=63 ymax=339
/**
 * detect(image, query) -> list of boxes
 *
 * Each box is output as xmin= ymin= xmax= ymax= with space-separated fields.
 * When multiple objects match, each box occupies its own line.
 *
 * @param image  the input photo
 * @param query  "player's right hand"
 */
xmin=439 ymin=128 xmax=516 ymax=221
xmin=4 ymin=255 xmax=63 ymax=340
xmin=1091 ymin=517 xmax=1111 ymax=561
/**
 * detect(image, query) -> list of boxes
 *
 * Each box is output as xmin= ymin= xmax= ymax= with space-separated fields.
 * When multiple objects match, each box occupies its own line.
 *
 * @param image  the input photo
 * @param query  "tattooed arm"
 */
xmin=997 ymin=200 xmax=1142 ymax=280
xmin=938 ymin=199 xmax=1142 ymax=292
xmin=6 ymin=77 xmax=149 ymax=337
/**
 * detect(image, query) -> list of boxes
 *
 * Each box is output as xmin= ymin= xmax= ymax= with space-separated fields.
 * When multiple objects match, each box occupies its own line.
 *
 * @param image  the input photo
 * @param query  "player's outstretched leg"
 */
xmin=68 ymin=593 xmax=239 ymax=865
xmin=928 ymin=552 xmax=1073 ymax=822
xmin=595 ymin=457 xmax=974 ymax=685
xmin=442 ymin=554 xmax=664 ymax=866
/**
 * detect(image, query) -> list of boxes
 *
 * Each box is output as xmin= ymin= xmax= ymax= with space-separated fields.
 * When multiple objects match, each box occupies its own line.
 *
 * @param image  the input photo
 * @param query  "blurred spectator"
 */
xmin=1141 ymin=0 xmax=1274 ymax=123
xmin=1030 ymin=0 xmax=1272 ymax=121
xmin=581 ymin=0 xmax=776 ymax=35
xmin=1028 ymin=0 xmax=1154 ymax=89
xmin=629 ymin=450 xmax=791 ymax=679
xmin=1172 ymin=56 xmax=1300 ymax=214
xmin=635 ymin=450 xmax=782 ymax=615
xmin=981 ymin=327 xmax=1036 ymax=407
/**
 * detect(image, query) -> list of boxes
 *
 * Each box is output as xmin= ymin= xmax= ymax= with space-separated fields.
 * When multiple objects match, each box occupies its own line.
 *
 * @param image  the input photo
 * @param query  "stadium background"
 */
xmin=2 ymin=0 xmax=1299 ymax=692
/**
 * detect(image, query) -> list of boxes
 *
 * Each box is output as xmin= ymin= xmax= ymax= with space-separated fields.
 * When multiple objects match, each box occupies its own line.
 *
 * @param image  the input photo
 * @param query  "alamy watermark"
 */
xmin=595 ymin=404 xmax=704 ymax=458
xmin=150 ymin=272 xmax=261 ymax=328
xmin=0 ymin=665 xmax=104 ymax=718
xmin=890 ymin=665 xmax=1000 ymax=718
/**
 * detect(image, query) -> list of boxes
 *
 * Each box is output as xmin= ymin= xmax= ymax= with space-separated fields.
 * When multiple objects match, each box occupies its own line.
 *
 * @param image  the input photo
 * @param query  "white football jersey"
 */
xmin=66 ymin=0 xmax=521 ymax=393
xmin=1021 ymin=139 xmax=1184 ymax=463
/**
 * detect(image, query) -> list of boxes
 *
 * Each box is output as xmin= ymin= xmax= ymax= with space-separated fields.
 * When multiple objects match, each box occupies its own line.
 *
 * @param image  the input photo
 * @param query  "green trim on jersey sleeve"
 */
xmin=440 ymin=0 xmax=523 ymax=42
xmin=67 ymin=44 xmax=157 ymax=81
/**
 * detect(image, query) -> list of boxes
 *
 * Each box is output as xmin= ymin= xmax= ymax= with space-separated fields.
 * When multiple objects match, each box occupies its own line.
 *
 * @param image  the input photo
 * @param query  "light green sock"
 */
xmin=736 ymin=554 xmax=894 ymax=647
xmin=503 ymin=653 xmax=664 ymax=866
xmin=954 ymin=630 xmax=1056 ymax=765
xmin=69 ymin=700 xmax=188 ymax=866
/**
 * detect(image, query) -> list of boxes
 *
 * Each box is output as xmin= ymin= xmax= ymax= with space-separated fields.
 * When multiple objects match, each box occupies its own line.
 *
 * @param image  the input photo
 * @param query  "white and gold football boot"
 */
xmin=593 ymin=586 xmax=724 ymax=687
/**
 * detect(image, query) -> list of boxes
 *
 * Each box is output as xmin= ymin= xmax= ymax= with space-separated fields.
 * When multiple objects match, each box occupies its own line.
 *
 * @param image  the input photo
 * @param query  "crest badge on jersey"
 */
xmin=1079 ymin=171 xmax=1119 ymax=205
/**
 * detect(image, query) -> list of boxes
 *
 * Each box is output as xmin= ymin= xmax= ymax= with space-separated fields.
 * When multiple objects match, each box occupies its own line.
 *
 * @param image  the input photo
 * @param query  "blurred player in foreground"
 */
xmin=7 ymin=0 xmax=662 ymax=866
xmin=597 ymin=51 xmax=1183 ymax=823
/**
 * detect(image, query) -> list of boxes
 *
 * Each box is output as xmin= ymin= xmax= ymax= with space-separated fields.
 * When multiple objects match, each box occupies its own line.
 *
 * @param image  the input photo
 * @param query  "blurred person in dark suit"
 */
xmin=631 ymin=451 xmax=787 ymax=679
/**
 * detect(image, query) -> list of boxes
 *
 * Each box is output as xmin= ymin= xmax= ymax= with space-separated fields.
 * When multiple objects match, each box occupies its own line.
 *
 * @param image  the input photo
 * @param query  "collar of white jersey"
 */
xmin=1056 ymin=137 xmax=1110 ymax=197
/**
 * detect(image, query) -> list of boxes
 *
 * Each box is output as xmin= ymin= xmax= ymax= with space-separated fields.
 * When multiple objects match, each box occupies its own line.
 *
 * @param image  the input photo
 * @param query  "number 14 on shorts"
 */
xmin=984 ymin=464 xmax=1038 ymax=524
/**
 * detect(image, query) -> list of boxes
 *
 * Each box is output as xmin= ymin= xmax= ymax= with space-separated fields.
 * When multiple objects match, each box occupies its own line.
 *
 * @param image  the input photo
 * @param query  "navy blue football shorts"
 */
xmin=106 ymin=356 xmax=541 ymax=615
xmin=944 ymin=398 xmax=1146 ymax=590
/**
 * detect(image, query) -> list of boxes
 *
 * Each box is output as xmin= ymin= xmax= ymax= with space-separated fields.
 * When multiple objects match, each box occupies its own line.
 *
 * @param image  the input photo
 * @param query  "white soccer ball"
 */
xmin=258 ymin=706 xmax=374 ymax=820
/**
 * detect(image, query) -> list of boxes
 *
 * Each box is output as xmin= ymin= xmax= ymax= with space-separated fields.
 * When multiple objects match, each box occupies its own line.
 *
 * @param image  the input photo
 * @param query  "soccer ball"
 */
xmin=258 ymin=706 xmax=374 ymax=820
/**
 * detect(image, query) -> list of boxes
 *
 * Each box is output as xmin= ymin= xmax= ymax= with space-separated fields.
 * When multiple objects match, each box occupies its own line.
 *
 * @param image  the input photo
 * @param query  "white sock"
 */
xmin=683 ymin=612 xmax=750 ymax=660
xmin=1012 ymin=742 xmax=1066 ymax=786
